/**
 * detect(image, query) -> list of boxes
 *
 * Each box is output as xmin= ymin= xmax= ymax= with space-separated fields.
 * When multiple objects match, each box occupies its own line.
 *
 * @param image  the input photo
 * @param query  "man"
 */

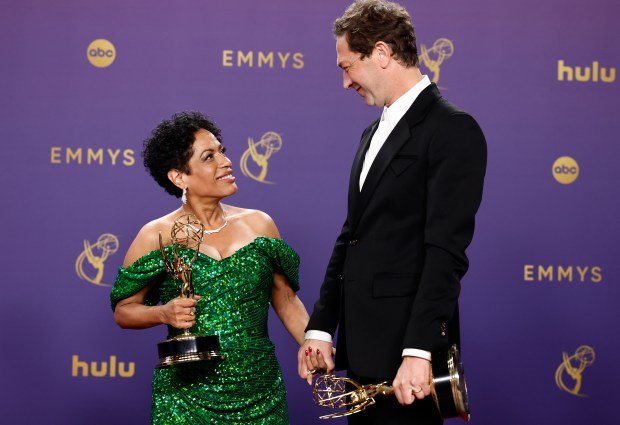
xmin=298 ymin=1 xmax=487 ymax=424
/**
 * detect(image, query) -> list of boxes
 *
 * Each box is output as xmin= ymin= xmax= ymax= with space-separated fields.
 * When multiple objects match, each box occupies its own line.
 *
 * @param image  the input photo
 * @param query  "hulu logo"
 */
xmin=557 ymin=60 xmax=616 ymax=83
xmin=71 ymin=355 xmax=135 ymax=378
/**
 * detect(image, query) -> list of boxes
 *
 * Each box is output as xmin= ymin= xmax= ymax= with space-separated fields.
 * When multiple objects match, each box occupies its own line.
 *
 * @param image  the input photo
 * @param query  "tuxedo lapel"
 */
xmin=355 ymin=121 xmax=411 ymax=215
xmin=348 ymin=118 xmax=379 ymax=228
xmin=353 ymin=84 xmax=442 ymax=225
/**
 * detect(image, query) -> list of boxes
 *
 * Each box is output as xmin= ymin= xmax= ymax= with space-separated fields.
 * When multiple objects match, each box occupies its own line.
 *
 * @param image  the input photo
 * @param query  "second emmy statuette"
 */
xmin=313 ymin=344 xmax=469 ymax=421
xmin=155 ymin=214 xmax=225 ymax=368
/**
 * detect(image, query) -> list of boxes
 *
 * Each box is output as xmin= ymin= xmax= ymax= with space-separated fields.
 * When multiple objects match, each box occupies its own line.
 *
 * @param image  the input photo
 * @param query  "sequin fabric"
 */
xmin=111 ymin=237 xmax=300 ymax=425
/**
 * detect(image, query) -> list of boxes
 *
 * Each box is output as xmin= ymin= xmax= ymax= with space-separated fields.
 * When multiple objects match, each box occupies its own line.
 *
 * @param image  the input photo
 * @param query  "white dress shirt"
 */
xmin=359 ymin=75 xmax=431 ymax=190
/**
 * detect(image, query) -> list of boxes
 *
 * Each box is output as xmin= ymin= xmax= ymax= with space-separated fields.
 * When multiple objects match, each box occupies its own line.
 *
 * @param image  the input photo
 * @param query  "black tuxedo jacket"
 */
xmin=307 ymin=83 xmax=487 ymax=379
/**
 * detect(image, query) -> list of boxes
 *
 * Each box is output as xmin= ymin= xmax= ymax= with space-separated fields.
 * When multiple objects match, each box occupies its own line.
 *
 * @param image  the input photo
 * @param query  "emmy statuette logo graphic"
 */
xmin=555 ymin=345 xmax=595 ymax=397
xmin=75 ymin=233 xmax=119 ymax=287
xmin=240 ymin=131 xmax=283 ymax=184
xmin=87 ymin=39 xmax=116 ymax=68
xmin=419 ymin=38 xmax=454 ymax=85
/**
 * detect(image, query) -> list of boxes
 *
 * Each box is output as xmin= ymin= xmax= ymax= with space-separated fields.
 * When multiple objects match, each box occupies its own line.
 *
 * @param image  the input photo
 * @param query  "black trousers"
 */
xmin=346 ymin=370 xmax=443 ymax=425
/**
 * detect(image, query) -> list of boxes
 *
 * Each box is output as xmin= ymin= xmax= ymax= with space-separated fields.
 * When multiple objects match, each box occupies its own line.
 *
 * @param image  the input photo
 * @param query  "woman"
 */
xmin=110 ymin=111 xmax=310 ymax=424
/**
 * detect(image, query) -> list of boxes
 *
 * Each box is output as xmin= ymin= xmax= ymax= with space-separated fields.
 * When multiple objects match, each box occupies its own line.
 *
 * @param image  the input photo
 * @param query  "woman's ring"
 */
xmin=412 ymin=386 xmax=422 ymax=394
xmin=307 ymin=369 xmax=317 ymax=375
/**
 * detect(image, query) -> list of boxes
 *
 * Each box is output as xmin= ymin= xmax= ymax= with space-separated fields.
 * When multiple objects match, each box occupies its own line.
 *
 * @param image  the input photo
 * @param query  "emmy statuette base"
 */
xmin=156 ymin=334 xmax=225 ymax=368
xmin=431 ymin=344 xmax=470 ymax=421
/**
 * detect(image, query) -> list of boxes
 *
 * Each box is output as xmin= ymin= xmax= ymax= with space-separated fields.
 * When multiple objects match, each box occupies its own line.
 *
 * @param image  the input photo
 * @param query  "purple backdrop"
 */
xmin=1 ymin=0 xmax=618 ymax=424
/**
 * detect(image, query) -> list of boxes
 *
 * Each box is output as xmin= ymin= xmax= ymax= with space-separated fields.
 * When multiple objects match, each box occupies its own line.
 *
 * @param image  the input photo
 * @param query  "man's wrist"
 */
xmin=402 ymin=348 xmax=432 ymax=360
xmin=305 ymin=330 xmax=333 ymax=343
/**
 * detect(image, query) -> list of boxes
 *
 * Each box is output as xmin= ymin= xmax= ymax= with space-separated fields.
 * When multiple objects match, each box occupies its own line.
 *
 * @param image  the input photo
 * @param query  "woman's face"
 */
xmin=184 ymin=128 xmax=237 ymax=200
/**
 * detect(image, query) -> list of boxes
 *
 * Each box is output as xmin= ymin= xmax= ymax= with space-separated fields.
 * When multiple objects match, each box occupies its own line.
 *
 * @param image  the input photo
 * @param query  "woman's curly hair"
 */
xmin=142 ymin=111 xmax=223 ymax=197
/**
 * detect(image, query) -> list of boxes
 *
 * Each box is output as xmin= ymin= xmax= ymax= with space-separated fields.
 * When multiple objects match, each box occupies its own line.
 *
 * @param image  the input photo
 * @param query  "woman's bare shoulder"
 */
xmin=123 ymin=210 xmax=180 ymax=266
xmin=225 ymin=205 xmax=280 ymax=239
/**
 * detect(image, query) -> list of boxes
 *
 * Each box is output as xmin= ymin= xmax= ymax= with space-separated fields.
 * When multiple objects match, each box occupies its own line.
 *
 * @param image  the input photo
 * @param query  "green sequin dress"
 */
xmin=111 ymin=237 xmax=300 ymax=425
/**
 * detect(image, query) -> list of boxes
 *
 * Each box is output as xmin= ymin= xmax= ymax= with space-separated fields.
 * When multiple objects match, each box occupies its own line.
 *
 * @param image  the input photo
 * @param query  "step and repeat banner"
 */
xmin=1 ymin=0 xmax=618 ymax=424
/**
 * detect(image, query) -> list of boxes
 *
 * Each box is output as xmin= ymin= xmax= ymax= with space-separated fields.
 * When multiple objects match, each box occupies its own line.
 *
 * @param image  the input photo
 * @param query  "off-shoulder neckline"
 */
xmin=133 ymin=236 xmax=287 ymax=266
xmin=195 ymin=236 xmax=277 ymax=263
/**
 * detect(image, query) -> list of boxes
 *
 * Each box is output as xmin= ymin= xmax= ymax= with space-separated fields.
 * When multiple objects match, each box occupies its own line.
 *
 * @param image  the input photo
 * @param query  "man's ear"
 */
xmin=167 ymin=169 xmax=186 ymax=191
xmin=374 ymin=41 xmax=393 ymax=68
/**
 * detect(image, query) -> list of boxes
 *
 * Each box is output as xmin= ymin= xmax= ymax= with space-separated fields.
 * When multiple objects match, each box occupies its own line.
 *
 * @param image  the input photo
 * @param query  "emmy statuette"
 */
xmin=155 ymin=214 xmax=225 ymax=368
xmin=313 ymin=344 xmax=469 ymax=421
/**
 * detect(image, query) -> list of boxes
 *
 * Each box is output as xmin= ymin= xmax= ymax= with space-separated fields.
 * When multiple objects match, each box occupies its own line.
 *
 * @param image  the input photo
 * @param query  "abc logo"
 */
xmin=87 ymin=39 xmax=116 ymax=68
xmin=552 ymin=156 xmax=579 ymax=184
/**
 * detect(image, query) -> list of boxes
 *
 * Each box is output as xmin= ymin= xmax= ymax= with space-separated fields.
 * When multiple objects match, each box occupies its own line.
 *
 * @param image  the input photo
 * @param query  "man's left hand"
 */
xmin=392 ymin=356 xmax=431 ymax=405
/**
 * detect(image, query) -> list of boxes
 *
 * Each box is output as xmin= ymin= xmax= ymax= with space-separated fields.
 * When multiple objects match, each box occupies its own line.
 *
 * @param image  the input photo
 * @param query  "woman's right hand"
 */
xmin=298 ymin=339 xmax=335 ymax=385
xmin=160 ymin=295 xmax=201 ymax=329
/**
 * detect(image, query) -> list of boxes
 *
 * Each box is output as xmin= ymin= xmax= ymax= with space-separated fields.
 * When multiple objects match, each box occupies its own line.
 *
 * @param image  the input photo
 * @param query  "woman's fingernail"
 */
xmin=316 ymin=349 xmax=321 ymax=355
xmin=305 ymin=350 xmax=308 ymax=356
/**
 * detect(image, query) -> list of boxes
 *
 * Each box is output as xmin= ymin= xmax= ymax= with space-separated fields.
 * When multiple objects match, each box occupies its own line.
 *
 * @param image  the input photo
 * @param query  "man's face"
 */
xmin=336 ymin=36 xmax=384 ymax=107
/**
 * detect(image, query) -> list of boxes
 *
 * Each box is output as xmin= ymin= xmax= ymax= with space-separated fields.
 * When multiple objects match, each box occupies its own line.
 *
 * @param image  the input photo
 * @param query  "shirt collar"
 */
xmin=382 ymin=75 xmax=431 ymax=127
